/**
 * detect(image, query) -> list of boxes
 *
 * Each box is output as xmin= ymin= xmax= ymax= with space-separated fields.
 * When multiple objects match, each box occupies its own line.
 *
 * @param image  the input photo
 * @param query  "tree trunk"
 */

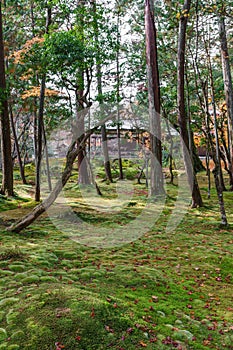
xmin=219 ymin=14 xmax=233 ymax=190
xmin=164 ymin=117 xmax=175 ymax=184
xmin=35 ymin=75 xmax=46 ymax=201
xmin=76 ymin=2 xmax=91 ymax=185
xmin=9 ymin=106 xmax=27 ymax=184
xmin=42 ymin=121 xmax=52 ymax=191
xmin=191 ymin=131 xmax=205 ymax=173
xmin=116 ymin=7 xmax=124 ymax=180
xmin=177 ymin=0 xmax=203 ymax=208
xmin=185 ymin=67 xmax=205 ymax=173
xmin=7 ymin=107 xmax=114 ymax=233
xmin=101 ymin=124 xmax=113 ymax=182
xmin=202 ymin=64 xmax=228 ymax=226
xmin=7 ymin=125 xmax=95 ymax=233
xmin=76 ymin=94 xmax=90 ymax=185
xmin=0 ymin=3 xmax=14 ymax=196
xmin=35 ymin=7 xmax=52 ymax=201
xmin=90 ymin=0 xmax=113 ymax=183
xmin=8 ymin=142 xmax=79 ymax=233
xmin=145 ymin=0 xmax=164 ymax=196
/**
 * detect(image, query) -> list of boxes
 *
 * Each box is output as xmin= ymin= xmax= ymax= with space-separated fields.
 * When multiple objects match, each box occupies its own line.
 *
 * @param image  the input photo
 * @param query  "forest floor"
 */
xmin=0 ymin=168 xmax=233 ymax=350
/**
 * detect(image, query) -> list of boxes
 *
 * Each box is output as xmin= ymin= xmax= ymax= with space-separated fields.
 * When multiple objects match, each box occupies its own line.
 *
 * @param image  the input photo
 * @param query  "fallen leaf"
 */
xmin=139 ymin=340 xmax=147 ymax=347
xmin=152 ymin=296 xmax=159 ymax=303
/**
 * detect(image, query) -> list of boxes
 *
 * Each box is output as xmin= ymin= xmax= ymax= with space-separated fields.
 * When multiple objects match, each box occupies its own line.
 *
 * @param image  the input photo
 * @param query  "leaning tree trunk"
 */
xmin=145 ymin=0 xmax=164 ymax=196
xmin=7 ymin=114 xmax=112 ymax=233
xmin=177 ymin=0 xmax=203 ymax=208
xmin=8 ymin=141 xmax=79 ymax=233
xmin=0 ymin=2 xmax=14 ymax=196
xmin=8 ymin=133 xmax=92 ymax=233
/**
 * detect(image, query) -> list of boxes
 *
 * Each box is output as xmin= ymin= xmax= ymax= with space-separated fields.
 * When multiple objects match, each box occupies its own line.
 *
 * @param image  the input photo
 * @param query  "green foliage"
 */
xmin=44 ymin=30 xmax=93 ymax=78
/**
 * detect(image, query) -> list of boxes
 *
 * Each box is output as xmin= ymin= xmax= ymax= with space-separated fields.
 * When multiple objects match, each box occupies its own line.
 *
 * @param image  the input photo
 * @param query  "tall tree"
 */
xmin=145 ymin=0 xmax=164 ymax=196
xmin=177 ymin=0 xmax=203 ymax=208
xmin=0 ymin=2 xmax=13 ymax=196
xmin=90 ymin=0 xmax=113 ymax=183
xmin=35 ymin=6 xmax=52 ymax=201
xmin=115 ymin=0 xmax=124 ymax=180
xmin=205 ymin=37 xmax=228 ymax=226
xmin=219 ymin=8 xmax=233 ymax=190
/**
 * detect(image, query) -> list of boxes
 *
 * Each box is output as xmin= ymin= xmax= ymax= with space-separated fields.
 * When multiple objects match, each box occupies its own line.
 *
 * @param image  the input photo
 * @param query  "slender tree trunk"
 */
xmin=219 ymin=131 xmax=233 ymax=189
xmin=42 ymin=121 xmax=52 ymax=191
xmin=0 ymin=2 xmax=13 ymax=196
xmin=35 ymin=7 xmax=52 ymax=201
xmin=164 ymin=117 xmax=175 ymax=184
xmin=206 ymin=145 xmax=211 ymax=199
xmin=219 ymin=14 xmax=233 ymax=190
xmin=202 ymin=69 xmax=228 ymax=226
xmin=207 ymin=48 xmax=227 ymax=192
xmin=101 ymin=125 xmax=113 ymax=182
xmin=91 ymin=0 xmax=113 ymax=183
xmin=76 ymin=88 xmax=90 ymax=185
xmin=76 ymin=1 xmax=90 ymax=185
xmin=185 ymin=68 xmax=205 ymax=173
xmin=35 ymin=75 xmax=45 ymax=201
xmin=9 ymin=106 xmax=27 ymax=184
xmin=116 ymin=6 xmax=124 ymax=180
xmin=177 ymin=0 xmax=203 ymax=208
xmin=145 ymin=0 xmax=164 ymax=196
xmin=33 ymin=100 xmax=38 ymax=168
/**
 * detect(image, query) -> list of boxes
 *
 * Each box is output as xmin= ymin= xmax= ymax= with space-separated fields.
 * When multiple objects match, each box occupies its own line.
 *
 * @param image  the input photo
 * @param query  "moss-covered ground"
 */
xmin=0 ymin=164 xmax=232 ymax=349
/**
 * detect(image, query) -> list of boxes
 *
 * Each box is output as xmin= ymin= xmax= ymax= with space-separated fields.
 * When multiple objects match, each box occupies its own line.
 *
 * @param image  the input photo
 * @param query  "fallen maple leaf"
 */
xmin=139 ymin=340 xmax=147 ymax=347
xmin=152 ymin=296 xmax=159 ymax=303
xmin=91 ymin=307 xmax=95 ymax=318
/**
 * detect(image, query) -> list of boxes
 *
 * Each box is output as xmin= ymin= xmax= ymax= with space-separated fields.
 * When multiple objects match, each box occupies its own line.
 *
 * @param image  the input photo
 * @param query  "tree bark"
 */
xmin=145 ymin=0 xmax=164 ymax=196
xmin=9 ymin=106 xmax=27 ymax=184
xmin=90 ymin=0 xmax=113 ymax=183
xmin=0 ymin=2 xmax=14 ymax=196
xmin=35 ymin=7 xmax=52 ymax=201
xmin=76 ymin=69 xmax=90 ymax=185
xmin=177 ymin=0 xmax=203 ymax=208
xmin=219 ymin=14 xmax=233 ymax=190
xmin=202 ymin=65 xmax=228 ymax=226
xmin=76 ymin=2 xmax=91 ymax=185
xmin=116 ymin=5 xmax=124 ymax=180
xmin=101 ymin=124 xmax=113 ymax=182
xmin=7 ymin=128 xmax=93 ymax=233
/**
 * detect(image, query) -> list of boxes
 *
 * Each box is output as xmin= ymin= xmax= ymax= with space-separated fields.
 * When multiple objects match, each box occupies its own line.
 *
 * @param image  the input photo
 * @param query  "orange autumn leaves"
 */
xmin=21 ymin=86 xmax=61 ymax=99
xmin=11 ymin=36 xmax=45 ymax=64
xmin=11 ymin=36 xmax=62 ymax=100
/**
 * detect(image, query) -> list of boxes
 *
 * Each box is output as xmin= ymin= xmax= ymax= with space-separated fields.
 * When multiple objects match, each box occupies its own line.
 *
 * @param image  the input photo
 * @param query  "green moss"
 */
xmin=0 ymin=174 xmax=232 ymax=349
xmin=0 ymin=328 xmax=7 ymax=341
